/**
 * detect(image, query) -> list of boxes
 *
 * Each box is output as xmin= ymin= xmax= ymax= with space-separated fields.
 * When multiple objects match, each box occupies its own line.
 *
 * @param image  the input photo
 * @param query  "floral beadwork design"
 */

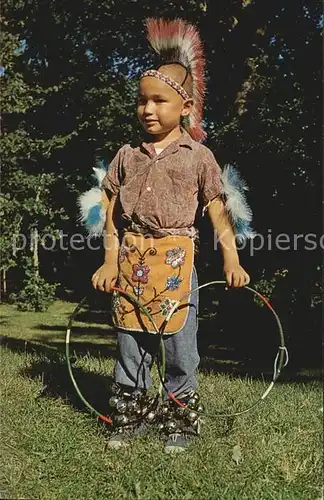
xmin=132 ymin=264 xmax=150 ymax=284
xmin=165 ymin=247 xmax=186 ymax=269
xmin=119 ymin=246 xmax=127 ymax=263
xmin=133 ymin=285 xmax=144 ymax=296
xmin=166 ymin=275 xmax=183 ymax=291
xmin=160 ymin=297 xmax=179 ymax=317
xmin=115 ymin=239 xmax=191 ymax=331
xmin=111 ymin=291 xmax=121 ymax=311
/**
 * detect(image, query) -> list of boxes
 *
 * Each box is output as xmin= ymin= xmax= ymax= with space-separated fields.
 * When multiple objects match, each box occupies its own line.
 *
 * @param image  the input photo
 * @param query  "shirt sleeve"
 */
xmin=198 ymin=148 xmax=222 ymax=206
xmin=101 ymin=145 xmax=129 ymax=195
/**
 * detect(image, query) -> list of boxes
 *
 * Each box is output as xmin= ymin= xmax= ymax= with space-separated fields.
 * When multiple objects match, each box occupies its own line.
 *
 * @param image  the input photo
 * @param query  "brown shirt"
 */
xmin=102 ymin=129 xmax=222 ymax=235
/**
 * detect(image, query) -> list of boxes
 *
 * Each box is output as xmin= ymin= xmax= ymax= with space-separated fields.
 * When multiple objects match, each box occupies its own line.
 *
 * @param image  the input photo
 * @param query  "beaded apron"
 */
xmin=112 ymin=232 xmax=194 ymax=334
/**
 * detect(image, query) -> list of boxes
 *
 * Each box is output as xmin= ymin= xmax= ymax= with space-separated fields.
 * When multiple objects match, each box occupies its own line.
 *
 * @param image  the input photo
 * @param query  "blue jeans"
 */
xmin=114 ymin=268 xmax=199 ymax=398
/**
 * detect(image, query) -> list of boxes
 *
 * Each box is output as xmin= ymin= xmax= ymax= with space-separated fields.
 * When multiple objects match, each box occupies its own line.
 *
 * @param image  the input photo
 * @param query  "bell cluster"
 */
xmin=157 ymin=392 xmax=204 ymax=435
xmin=108 ymin=384 xmax=156 ymax=429
xmin=108 ymin=385 xmax=204 ymax=436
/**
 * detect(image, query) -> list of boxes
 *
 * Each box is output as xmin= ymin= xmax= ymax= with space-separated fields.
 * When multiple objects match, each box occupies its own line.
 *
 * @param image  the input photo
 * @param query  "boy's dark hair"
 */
xmin=156 ymin=63 xmax=194 ymax=98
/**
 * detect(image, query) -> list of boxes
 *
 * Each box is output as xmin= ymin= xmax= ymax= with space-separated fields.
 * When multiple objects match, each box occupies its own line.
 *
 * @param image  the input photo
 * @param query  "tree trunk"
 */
xmin=31 ymin=226 xmax=39 ymax=276
xmin=3 ymin=269 xmax=6 ymax=295
xmin=0 ymin=269 xmax=7 ymax=301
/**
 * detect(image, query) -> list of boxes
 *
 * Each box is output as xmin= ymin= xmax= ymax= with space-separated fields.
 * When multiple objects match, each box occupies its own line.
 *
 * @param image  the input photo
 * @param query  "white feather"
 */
xmin=85 ymin=218 xmax=105 ymax=238
xmin=92 ymin=167 xmax=106 ymax=186
xmin=220 ymin=165 xmax=252 ymax=222
xmin=77 ymin=187 xmax=106 ymax=237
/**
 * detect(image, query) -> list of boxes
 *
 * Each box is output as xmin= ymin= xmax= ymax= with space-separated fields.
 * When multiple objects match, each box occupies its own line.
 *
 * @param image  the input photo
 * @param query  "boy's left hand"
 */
xmin=223 ymin=263 xmax=250 ymax=288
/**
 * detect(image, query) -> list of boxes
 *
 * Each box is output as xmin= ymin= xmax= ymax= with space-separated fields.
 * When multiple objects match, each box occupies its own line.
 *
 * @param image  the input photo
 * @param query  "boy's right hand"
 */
xmin=91 ymin=263 xmax=118 ymax=293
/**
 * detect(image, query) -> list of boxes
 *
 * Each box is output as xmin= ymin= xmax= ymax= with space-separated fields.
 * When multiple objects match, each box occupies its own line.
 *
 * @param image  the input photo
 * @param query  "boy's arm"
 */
xmin=208 ymin=197 xmax=250 ymax=288
xmin=104 ymin=194 xmax=119 ymax=265
xmin=92 ymin=194 xmax=119 ymax=292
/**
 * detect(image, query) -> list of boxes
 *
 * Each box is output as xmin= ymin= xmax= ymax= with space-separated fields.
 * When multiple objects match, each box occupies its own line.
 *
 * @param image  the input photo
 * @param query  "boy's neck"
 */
xmin=149 ymin=126 xmax=182 ymax=148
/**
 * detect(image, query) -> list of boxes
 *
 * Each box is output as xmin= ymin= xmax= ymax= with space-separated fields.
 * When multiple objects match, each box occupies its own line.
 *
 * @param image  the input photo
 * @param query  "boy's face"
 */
xmin=137 ymin=76 xmax=192 ymax=137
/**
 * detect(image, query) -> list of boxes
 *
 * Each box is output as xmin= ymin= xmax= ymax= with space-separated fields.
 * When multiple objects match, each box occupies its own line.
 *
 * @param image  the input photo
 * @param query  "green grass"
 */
xmin=0 ymin=301 xmax=322 ymax=500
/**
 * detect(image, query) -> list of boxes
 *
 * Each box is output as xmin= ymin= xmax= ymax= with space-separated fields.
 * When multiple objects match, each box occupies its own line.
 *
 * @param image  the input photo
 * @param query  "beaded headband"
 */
xmin=140 ymin=69 xmax=191 ymax=101
xmin=141 ymin=18 xmax=207 ymax=142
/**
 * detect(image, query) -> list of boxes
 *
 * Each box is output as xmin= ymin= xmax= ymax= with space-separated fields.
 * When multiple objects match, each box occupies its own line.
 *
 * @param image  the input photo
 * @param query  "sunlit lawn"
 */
xmin=1 ymin=301 xmax=322 ymax=499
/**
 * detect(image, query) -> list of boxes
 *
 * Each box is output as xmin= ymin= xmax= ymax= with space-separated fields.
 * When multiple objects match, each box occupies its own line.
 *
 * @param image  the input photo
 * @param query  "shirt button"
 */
xmin=146 ymin=186 xmax=151 ymax=192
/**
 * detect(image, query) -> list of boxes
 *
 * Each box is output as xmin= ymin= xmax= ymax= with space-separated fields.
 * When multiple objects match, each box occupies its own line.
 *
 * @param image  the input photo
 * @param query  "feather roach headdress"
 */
xmin=141 ymin=18 xmax=207 ymax=142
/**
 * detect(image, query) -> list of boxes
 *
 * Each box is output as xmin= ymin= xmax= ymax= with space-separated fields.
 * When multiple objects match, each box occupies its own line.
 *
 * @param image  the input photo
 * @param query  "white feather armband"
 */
xmin=220 ymin=165 xmax=255 ymax=244
xmin=77 ymin=167 xmax=108 ymax=238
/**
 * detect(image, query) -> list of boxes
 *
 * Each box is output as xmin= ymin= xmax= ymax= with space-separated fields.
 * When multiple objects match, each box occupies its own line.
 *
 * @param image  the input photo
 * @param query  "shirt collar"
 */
xmin=140 ymin=127 xmax=194 ymax=157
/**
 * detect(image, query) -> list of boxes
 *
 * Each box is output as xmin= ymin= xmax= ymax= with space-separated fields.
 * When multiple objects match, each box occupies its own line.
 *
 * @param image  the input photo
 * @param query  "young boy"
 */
xmin=91 ymin=18 xmax=250 ymax=453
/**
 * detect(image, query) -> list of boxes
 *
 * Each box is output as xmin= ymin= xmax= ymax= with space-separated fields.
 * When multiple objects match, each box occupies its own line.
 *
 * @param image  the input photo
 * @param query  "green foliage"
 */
xmin=0 ymin=192 xmax=20 ymax=273
xmin=1 ymin=1 xmax=321 ymax=350
xmin=9 ymin=260 xmax=58 ymax=311
xmin=253 ymin=268 xmax=289 ymax=307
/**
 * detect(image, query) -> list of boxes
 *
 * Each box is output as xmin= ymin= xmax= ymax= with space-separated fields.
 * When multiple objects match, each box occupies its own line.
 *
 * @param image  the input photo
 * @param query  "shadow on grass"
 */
xmin=0 ymin=334 xmax=238 ymax=438
xmin=1 ymin=335 xmax=116 ymax=418
xmin=197 ymin=318 xmax=322 ymax=383
xmin=0 ymin=281 xmax=321 ymax=415
xmin=1 ymin=318 xmax=321 ymax=422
